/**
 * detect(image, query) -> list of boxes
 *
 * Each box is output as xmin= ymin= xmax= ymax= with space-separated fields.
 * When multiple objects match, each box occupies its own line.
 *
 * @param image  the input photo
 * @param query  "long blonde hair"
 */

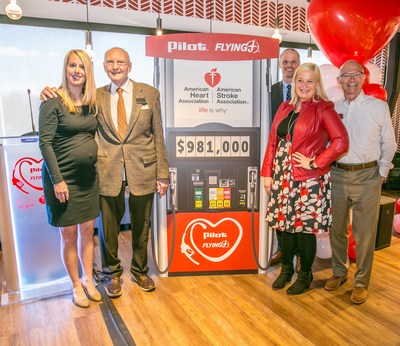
xmin=58 ymin=49 xmax=97 ymax=115
xmin=289 ymin=62 xmax=329 ymax=108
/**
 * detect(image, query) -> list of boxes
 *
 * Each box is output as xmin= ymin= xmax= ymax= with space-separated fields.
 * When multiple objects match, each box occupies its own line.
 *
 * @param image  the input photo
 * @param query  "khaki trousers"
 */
xmin=330 ymin=165 xmax=381 ymax=287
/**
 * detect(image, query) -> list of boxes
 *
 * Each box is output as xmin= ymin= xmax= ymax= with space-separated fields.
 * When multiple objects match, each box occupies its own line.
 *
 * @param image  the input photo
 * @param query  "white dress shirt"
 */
xmin=334 ymin=91 xmax=397 ymax=178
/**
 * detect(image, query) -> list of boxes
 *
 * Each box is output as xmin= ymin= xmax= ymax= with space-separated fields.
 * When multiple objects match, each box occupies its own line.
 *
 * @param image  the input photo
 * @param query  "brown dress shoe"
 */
xmin=324 ymin=275 xmax=348 ymax=291
xmin=104 ymin=276 xmax=122 ymax=298
xmin=132 ymin=274 xmax=156 ymax=292
xmin=270 ymin=250 xmax=282 ymax=265
xmin=351 ymin=287 xmax=368 ymax=304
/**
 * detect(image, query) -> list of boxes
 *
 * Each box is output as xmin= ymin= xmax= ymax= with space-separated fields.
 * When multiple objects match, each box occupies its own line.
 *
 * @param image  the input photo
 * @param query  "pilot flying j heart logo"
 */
xmin=12 ymin=156 xmax=45 ymax=205
xmin=181 ymin=217 xmax=243 ymax=265
xmin=204 ymin=68 xmax=221 ymax=88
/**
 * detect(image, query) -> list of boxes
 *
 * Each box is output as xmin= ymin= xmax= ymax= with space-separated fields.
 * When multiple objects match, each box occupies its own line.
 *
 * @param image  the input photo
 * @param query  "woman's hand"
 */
xmin=263 ymin=177 xmax=273 ymax=196
xmin=54 ymin=181 xmax=69 ymax=203
xmin=292 ymin=152 xmax=316 ymax=170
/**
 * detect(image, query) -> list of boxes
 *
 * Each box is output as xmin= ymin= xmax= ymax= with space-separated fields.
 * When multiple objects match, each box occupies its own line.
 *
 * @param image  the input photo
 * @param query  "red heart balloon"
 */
xmin=308 ymin=0 xmax=400 ymax=67
xmin=362 ymin=83 xmax=387 ymax=101
xmin=362 ymin=66 xmax=370 ymax=87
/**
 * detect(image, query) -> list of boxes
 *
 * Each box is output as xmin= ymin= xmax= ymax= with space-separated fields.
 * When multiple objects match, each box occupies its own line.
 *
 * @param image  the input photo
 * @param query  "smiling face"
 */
xmin=103 ymin=48 xmax=132 ymax=87
xmin=66 ymin=52 xmax=86 ymax=90
xmin=279 ymin=49 xmax=301 ymax=84
xmin=337 ymin=60 xmax=366 ymax=101
xmin=294 ymin=69 xmax=317 ymax=102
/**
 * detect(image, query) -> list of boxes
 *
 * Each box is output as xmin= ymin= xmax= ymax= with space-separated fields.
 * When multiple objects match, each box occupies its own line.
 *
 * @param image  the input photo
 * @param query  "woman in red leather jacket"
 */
xmin=261 ymin=62 xmax=349 ymax=295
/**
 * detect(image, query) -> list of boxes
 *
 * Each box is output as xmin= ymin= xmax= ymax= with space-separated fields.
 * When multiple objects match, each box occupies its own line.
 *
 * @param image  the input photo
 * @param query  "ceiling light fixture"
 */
xmin=156 ymin=0 xmax=163 ymax=35
xmin=85 ymin=1 xmax=96 ymax=60
xmin=5 ymin=0 xmax=22 ymax=20
xmin=271 ymin=0 xmax=282 ymax=43
xmin=156 ymin=17 xmax=163 ymax=36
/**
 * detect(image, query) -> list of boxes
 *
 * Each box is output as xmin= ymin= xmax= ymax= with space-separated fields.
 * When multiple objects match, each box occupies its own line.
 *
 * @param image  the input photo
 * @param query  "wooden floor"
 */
xmin=1 ymin=231 xmax=400 ymax=346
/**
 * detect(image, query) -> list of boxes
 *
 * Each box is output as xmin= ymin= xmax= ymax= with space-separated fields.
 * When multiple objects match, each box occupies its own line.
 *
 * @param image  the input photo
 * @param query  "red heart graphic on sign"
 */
xmin=204 ymin=68 xmax=221 ymax=88
xmin=18 ymin=157 xmax=44 ymax=191
xmin=307 ymin=0 xmax=399 ymax=67
xmin=186 ymin=218 xmax=243 ymax=262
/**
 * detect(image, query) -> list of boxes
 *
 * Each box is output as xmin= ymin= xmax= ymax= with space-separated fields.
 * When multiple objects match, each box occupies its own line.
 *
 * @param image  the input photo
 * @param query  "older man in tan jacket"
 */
xmin=96 ymin=47 xmax=169 ymax=296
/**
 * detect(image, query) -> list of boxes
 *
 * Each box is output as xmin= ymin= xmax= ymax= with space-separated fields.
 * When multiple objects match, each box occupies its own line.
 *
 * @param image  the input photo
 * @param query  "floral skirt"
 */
xmin=266 ymin=138 xmax=332 ymax=234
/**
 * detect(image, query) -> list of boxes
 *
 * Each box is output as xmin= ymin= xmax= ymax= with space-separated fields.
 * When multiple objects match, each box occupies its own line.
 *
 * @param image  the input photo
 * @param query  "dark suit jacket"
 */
xmin=96 ymin=79 xmax=169 ymax=197
xmin=271 ymin=81 xmax=284 ymax=123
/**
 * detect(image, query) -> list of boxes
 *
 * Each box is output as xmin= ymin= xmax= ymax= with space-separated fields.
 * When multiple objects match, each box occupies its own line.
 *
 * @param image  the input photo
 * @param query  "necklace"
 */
xmin=286 ymin=111 xmax=298 ymax=141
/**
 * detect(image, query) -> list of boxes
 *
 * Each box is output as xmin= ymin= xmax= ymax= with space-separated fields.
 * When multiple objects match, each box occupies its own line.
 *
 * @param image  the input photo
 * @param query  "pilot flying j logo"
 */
xmin=204 ymin=68 xmax=221 ymax=88
xmin=181 ymin=217 xmax=243 ymax=265
xmin=12 ymin=157 xmax=45 ymax=205
xmin=167 ymin=40 xmax=260 ymax=54
xmin=146 ymin=33 xmax=279 ymax=61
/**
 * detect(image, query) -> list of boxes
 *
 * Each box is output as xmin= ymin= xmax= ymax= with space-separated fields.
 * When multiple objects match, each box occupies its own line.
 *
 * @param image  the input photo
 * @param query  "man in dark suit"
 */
xmin=269 ymin=48 xmax=300 ymax=265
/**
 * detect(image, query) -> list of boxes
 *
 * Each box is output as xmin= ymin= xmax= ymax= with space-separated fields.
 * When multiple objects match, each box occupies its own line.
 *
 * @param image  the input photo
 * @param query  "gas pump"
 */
xmin=146 ymin=33 xmax=279 ymax=276
xmin=162 ymin=60 xmax=263 ymax=275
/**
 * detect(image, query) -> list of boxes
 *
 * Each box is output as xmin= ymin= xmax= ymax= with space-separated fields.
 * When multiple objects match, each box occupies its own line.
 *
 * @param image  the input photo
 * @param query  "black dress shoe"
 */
xmin=270 ymin=250 xmax=282 ymax=265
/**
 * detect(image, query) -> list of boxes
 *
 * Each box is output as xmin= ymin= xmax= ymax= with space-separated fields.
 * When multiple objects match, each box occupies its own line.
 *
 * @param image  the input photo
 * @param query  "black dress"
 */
xmin=39 ymin=97 xmax=99 ymax=227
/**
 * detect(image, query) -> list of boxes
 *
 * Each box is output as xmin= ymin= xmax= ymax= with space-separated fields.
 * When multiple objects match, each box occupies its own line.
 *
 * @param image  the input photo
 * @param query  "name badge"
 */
xmin=136 ymin=98 xmax=147 ymax=105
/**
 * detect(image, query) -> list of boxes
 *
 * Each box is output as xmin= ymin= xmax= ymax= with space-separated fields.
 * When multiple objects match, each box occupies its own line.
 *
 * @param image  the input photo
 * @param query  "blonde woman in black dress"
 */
xmin=39 ymin=50 xmax=101 ymax=307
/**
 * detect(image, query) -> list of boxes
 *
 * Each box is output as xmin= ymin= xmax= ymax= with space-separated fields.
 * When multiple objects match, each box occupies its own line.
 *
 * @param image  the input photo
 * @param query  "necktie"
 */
xmin=117 ymin=87 xmax=127 ymax=139
xmin=286 ymin=84 xmax=292 ymax=101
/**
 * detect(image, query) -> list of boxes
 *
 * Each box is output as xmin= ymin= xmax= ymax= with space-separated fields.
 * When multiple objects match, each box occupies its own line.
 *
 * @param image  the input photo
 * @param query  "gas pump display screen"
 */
xmin=167 ymin=126 xmax=260 ymax=213
xmin=175 ymin=135 xmax=250 ymax=158
xmin=168 ymin=127 xmax=258 ymax=161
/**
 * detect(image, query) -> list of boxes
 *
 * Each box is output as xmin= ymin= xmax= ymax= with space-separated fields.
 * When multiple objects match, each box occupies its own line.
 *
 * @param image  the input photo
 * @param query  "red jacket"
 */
xmin=260 ymin=99 xmax=349 ymax=181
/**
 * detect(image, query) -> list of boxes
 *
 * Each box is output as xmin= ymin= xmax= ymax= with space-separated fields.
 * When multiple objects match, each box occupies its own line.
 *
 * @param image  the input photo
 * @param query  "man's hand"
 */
xmin=157 ymin=179 xmax=169 ymax=197
xmin=40 ymin=87 xmax=58 ymax=102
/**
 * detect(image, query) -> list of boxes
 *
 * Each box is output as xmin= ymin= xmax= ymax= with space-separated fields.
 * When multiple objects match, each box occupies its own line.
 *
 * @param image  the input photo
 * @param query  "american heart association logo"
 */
xmin=204 ymin=68 xmax=221 ymax=88
xmin=181 ymin=217 xmax=243 ymax=265
xmin=12 ymin=157 xmax=45 ymax=204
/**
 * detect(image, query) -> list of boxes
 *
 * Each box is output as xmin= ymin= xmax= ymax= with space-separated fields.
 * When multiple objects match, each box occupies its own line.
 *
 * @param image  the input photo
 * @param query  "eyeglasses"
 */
xmin=104 ymin=60 xmax=128 ymax=66
xmin=339 ymin=72 xmax=364 ymax=79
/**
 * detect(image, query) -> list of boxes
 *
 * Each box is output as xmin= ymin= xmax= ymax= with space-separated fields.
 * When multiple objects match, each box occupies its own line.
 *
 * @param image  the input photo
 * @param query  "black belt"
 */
xmin=332 ymin=161 xmax=377 ymax=171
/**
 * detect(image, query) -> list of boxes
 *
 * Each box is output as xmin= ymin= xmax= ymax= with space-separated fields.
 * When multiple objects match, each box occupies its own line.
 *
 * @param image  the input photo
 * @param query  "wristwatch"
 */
xmin=309 ymin=160 xmax=318 ymax=170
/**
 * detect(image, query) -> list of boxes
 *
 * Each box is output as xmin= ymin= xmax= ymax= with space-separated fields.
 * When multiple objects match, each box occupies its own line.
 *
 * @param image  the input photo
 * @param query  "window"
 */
xmin=0 ymin=23 xmax=154 ymax=137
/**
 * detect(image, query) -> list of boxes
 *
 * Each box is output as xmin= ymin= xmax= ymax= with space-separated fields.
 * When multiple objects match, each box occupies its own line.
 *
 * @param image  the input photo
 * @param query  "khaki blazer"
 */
xmin=96 ymin=80 xmax=169 ymax=197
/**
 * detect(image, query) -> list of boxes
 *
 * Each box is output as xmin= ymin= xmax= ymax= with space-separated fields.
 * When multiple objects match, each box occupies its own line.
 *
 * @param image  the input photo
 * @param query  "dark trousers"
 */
xmin=282 ymin=232 xmax=316 ymax=272
xmin=275 ymin=229 xmax=282 ymax=252
xmin=99 ymin=183 xmax=154 ymax=278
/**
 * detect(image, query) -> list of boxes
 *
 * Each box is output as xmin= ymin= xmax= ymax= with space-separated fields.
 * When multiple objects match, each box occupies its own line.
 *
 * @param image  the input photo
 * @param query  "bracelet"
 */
xmin=309 ymin=160 xmax=318 ymax=170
